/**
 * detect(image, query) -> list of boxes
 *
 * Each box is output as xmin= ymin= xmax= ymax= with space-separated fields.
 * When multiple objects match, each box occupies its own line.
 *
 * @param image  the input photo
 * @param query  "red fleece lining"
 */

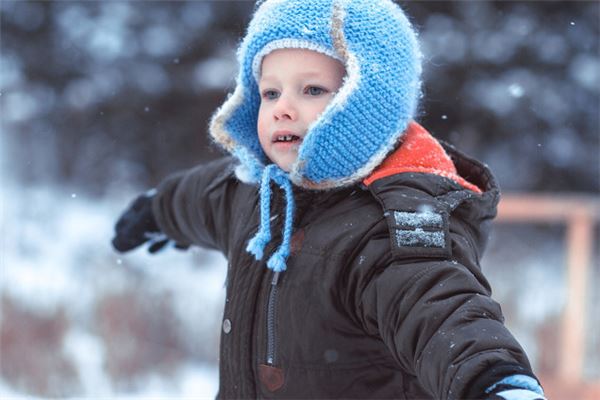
xmin=363 ymin=121 xmax=482 ymax=193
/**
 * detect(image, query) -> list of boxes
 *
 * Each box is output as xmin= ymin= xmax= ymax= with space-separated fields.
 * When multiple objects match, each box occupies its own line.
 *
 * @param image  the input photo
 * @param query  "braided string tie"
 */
xmin=267 ymin=171 xmax=295 ymax=272
xmin=246 ymin=165 xmax=277 ymax=260
xmin=246 ymin=165 xmax=296 ymax=272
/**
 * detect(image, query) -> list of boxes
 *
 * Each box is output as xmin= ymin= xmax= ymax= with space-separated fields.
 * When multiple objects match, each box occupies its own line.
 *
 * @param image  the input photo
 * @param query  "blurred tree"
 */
xmin=403 ymin=1 xmax=599 ymax=192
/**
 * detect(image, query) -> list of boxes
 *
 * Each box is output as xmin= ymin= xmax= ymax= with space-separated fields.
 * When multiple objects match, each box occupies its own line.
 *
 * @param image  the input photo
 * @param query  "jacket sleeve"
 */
xmin=151 ymin=157 xmax=241 ymax=254
xmin=354 ymin=250 xmax=537 ymax=400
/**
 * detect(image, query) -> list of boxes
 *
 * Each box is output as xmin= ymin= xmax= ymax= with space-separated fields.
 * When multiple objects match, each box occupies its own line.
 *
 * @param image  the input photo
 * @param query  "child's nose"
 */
xmin=273 ymin=96 xmax=297 ymax=121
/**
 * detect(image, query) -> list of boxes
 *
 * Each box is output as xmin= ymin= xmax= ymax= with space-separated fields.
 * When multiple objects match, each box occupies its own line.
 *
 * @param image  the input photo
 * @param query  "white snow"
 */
xmin=508 ymin=83 xmax=524 ymax=98
xmin=62 ymin=329 xmax=112 ymax=395
xmin=394 ymin=209 xmax=443 ymax=228
xmin=0 ymin=167 xmax=225 ymax=397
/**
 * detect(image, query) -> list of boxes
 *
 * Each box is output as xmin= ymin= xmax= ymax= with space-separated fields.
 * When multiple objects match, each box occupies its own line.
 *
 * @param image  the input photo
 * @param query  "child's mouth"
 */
xmin=274 ymin=134 xmax=301 ymax=143
xmin=273 ymin=133 xmax=302 ymax=152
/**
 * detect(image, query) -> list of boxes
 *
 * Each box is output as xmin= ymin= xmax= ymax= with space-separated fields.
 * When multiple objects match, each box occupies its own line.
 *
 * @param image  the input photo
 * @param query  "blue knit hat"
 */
xmin=209 ymin=0 xmax=422 ymax=271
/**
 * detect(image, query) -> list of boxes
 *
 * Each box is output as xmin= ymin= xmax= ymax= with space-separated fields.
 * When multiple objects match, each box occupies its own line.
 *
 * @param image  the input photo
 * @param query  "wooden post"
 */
xmin=559 ymin=211 xmax=594 ymax=383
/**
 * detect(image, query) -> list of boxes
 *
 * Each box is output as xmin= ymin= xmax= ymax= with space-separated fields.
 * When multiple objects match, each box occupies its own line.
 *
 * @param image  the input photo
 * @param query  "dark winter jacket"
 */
xmin=152 ymin=129 xmax=537 ymax=399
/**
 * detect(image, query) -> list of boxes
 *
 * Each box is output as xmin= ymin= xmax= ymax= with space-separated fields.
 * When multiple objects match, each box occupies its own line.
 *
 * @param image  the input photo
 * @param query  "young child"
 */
xmin=112 ymin=1 xmax=547 ymax=399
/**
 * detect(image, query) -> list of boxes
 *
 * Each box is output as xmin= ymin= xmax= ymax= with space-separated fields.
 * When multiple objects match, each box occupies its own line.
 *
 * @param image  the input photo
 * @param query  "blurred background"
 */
xmin=1 ymin=0 xmax=598 ymax=398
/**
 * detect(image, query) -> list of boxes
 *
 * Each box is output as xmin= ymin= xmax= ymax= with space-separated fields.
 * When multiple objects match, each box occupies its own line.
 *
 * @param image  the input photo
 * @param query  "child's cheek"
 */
xmin=257 ymin=107 xmax=270 ymax=149
xmin=309 ymin=98 xmax=332 ymax=124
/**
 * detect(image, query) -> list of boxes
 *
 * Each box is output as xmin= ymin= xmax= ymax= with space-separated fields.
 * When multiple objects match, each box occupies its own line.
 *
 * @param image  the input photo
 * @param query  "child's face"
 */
xmin=257 ymin=48 xmax=345 ymax=172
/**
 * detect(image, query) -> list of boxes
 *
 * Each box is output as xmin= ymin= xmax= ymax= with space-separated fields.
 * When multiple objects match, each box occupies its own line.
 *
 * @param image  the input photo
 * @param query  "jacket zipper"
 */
xmin=266 ymin=271 xmax=280 ymax=365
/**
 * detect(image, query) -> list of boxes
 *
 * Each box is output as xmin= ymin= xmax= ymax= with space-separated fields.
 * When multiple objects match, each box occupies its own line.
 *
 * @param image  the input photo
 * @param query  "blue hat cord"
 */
xmin=246 ymin=165 xmax=296 ymax=272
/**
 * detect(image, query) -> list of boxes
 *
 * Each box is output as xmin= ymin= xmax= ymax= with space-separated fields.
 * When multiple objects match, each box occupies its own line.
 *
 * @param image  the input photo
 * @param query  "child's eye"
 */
xmin=262 ymin=90 xmax=280 ymax=100
xmin=305 ymin=86 xmax=327 ymax=96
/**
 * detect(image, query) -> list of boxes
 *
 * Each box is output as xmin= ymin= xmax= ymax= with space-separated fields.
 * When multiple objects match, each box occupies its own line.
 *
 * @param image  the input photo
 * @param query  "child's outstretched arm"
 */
xmin=354 ymin=254 xmax=545 ymax=400
xmin=112 ymin=157 xmax=241 ymax=254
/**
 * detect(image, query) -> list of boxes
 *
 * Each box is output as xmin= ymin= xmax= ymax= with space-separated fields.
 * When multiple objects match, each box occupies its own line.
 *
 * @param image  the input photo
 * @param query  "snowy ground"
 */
xmin=0 ymin=364 xmax=218 ymax=400
xmin=0 ymin=176 xmax=226 ymax=398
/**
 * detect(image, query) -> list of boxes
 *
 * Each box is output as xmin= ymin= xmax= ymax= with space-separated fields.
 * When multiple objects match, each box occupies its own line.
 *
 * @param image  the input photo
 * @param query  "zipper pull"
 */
xmin=271 ymin=271 xmax=280 ymax=285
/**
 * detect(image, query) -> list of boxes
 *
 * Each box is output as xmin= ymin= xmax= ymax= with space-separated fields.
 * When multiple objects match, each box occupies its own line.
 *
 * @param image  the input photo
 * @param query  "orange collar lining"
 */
xmin=363 ymin=121 xmax=482 ymax=193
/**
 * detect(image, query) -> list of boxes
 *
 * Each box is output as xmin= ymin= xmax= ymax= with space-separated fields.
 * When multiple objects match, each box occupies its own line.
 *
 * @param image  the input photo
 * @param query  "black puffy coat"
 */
xmin=152 ymin=142 xmax=537 ymax=399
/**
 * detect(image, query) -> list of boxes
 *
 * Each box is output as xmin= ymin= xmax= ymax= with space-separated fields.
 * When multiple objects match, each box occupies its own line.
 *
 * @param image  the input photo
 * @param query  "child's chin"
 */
xmin=276 ymin=161 xmax=293 ymax=172
xmin=273 ymin=157 xmax=296 ymax=173
xmin=270 ymin=150 xmax=299 ymax=172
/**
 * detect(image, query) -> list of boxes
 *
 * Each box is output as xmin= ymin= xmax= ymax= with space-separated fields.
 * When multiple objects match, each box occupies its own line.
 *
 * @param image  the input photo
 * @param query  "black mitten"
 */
xmin=112 ymin=192 xmax=165 ymax=253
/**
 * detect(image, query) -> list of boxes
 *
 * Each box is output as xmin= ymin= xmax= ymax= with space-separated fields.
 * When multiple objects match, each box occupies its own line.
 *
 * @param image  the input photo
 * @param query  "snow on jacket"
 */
xmin=152 ymin=123 xmax=538 ymax=399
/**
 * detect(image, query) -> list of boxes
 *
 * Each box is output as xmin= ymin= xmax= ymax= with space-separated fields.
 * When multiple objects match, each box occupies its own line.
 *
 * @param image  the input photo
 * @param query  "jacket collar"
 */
xmin=363 ymin=121 xmax=482 ymax=193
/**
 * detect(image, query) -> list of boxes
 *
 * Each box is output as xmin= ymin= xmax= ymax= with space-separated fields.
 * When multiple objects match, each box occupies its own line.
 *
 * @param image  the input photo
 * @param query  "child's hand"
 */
xmin=112 ymin=191 xmax=164 ymax=253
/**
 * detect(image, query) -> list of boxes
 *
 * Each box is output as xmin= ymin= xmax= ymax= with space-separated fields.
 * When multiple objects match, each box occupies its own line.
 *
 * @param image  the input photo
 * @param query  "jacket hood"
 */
xmin=365 ymin=126 xmax=500 ymax=260
xmin=209 ymin=0 xmax=422 ymax=190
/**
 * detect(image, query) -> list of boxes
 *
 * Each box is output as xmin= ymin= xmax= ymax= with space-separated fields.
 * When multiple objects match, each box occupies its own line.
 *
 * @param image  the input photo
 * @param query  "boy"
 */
xmin=112 ymin=1 xmax=546 ymax=399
